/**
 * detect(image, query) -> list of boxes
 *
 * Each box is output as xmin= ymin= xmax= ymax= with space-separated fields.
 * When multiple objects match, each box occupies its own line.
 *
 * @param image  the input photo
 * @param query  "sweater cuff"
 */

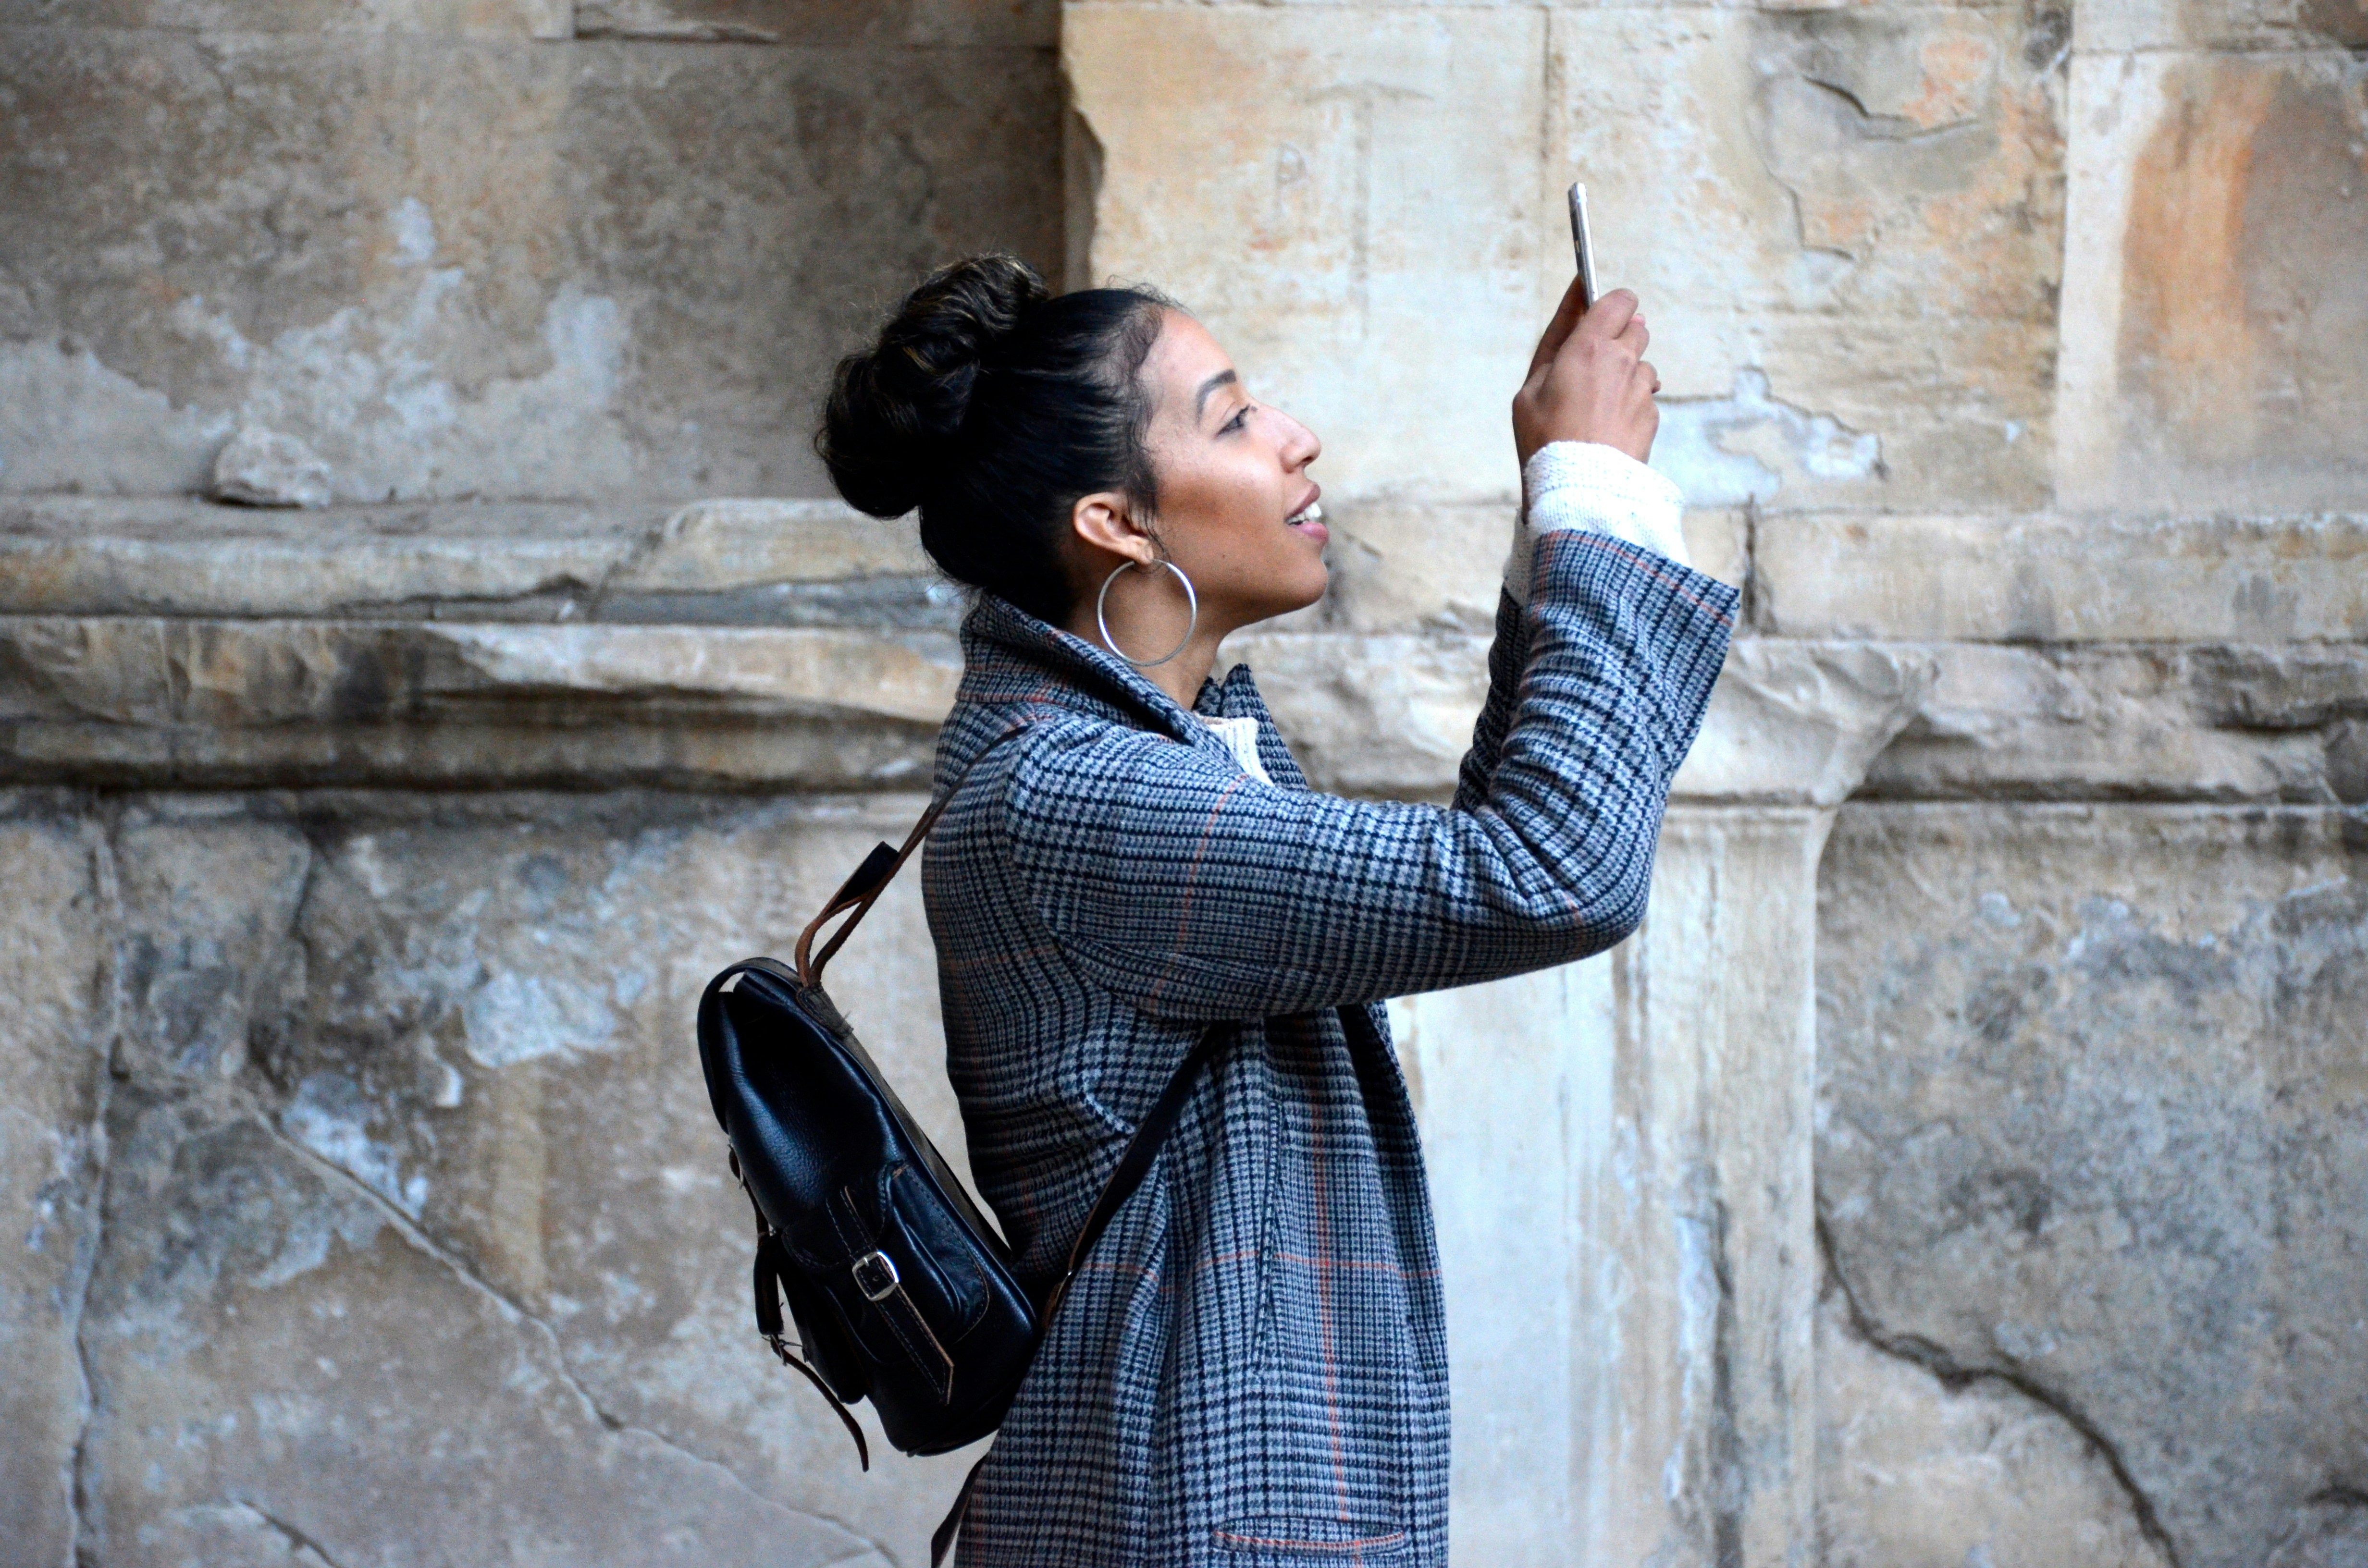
xmin=1504 ymin=441 xmax=1691 ymax=605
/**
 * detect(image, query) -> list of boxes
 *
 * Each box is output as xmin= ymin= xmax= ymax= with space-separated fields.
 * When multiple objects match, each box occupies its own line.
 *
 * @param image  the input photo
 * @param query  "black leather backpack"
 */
xmin=694 ymin=730 xmax=1221 ymax=1554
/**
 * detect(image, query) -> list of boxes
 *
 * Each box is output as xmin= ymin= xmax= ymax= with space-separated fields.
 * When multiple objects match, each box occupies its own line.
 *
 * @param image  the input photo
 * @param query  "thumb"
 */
xmin=1527 ymin=272 xmax=1591 ymax=377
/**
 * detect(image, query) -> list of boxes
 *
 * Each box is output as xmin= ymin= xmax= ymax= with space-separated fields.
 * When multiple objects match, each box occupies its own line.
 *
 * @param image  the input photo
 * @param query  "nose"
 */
xmin=1275 ymin=407 xmax=1321 ymax=471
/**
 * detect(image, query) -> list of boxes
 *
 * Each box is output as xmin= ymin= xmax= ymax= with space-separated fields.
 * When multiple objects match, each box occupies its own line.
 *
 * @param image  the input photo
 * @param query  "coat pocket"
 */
xmin=1212 ymin=1518 xmax=1410 ymax=1565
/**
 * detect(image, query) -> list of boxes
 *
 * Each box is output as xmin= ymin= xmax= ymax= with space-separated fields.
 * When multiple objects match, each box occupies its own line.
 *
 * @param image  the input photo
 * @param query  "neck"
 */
xmin=1136 ymin=630 xmax=1224 ymax=710
xmin=1061 ymin=598 xmax=1230 ymax=711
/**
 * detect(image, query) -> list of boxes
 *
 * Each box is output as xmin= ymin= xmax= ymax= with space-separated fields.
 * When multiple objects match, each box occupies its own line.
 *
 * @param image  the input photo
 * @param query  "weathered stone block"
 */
xmin=66 ymin=792 xmax=992 ymax=1565
xmin=80 ymin=1085 xmax=901 ymax=1568
xmin=0 ymin=27 xmax=1060 ymax=502
xmin=0 ymin=794 xmax=107 ymax=1568
xmin=2058 ymin=49 xmax=2368 ymax=512
xmin=1755 ymin=512 xmax=2368 ymax=642
xmin=2076 ymin=0 xmax=2368 ymax=56
xmin=0 ymin=495 xmax=942 ymax=628
xmin=572 ymin=0 xmax=1056 ymax=46
xmin=0 ymin=616 xmax=962 ymax=788
xmin=1067 ymin=5 xmax=1552 ymax=505
xmin=1816 ymin=1290 xmax=2168 ymax=1568
xmin=1871 ymin=641 xmax=2368 ymax=804
xmin=1817 ymin=803 xmax=2368 ymax=1567
xmin=1546 ymin=4 xmax=2065 ymax=512
xmin=1273 ymin=500 xmax=1748 ymax=637
xmin=0 ymin=497 xmax=654 ymax=621
xmin=1071 ymin=2 xmax=2061 ymax=513
xmin=3 ymin=0 xmax=570 ymax=36
xmin=1673 ymin=640 xmax=1933 ymax=806
xmin=112 ymin=806 xmax=314 ymax=1085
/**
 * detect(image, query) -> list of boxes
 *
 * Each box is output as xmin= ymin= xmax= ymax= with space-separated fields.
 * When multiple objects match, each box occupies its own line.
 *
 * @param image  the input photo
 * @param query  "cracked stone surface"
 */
xmin=1815 ymin=1284 xmax=2171 ymax=1568
xmin=0 ymin=793 xmax=110 ymax=1568
xmin=0 ymin=24 xmax=1059 ymax=504
xmin=46 ymin=791 xmax=987 ymax=1567
xmin=1817 ymin=804 xmax=2368 ymax=1567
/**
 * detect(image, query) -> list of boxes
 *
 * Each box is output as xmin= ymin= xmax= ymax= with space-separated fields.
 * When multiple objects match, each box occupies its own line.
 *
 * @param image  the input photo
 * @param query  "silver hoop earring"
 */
xmin=1095 ymin=558 xmax=1198 ymax=669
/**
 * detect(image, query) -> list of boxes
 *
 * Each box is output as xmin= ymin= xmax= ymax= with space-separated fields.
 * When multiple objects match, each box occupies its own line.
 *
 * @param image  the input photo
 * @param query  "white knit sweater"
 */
xmin=1503 ymin=441 xmax=1690 ymax=605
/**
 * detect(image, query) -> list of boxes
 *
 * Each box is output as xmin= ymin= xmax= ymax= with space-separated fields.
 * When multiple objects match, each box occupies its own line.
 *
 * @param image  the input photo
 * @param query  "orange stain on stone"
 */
xmin=2118 ymin=64 xmax=2276 ymax=462
xmin=1905 ymin=33 xmax=1993 ymax=131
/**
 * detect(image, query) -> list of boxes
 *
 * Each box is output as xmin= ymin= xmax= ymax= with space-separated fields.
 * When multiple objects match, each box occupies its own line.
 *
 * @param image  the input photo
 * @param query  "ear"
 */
xmin=1069 ymin=490 xmax=1158 ymax=565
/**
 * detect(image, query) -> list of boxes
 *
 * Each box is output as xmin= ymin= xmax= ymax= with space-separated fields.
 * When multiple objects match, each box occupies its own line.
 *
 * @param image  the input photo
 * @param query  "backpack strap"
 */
xmin=794 ymin=723 xmax=1030 ymax=987
xmin=1043 ymin=1024 xmax=1228 ymax=1321
xmin=930 ymin=1021 xmax=1228 ymax=1566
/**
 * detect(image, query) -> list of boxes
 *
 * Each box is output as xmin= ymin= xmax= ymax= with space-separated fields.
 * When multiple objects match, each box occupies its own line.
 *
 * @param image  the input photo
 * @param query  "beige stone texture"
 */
xmin=1673 ymin=641 xmax=1933 ymax=806
xmin=3 ymin=0 xmax=573 ymax=35
xmin=2076 ymin=0 xmax=2368 ymax=58
xmin=1814 ymin=1290 xmax=2170 ymax=1568
xmin=1757 ymin=512 xmax=2368 ymax=643
xmin=1068 ymin=0 xmax=2064 ymax=575
xmin=0 ymin=25 xmax=1060 ymax=503
xmin=1273 ymin=500 xmax=1748 ymax=637
xmin=569 ymin=0 xmax=1057 ymax=47
xmin=0 ymin=496 xmax=939 ymax=625
xmin=72 ymin=793 xmax=991 ymax=1566
xmin=1393 ymin=808 xmax=1830 ymax=1568
xmin=1871 ymin=641 xmax=2368 ymax=804
xmin=1817 ymin=804 xmax=2368 ymax=1568
xmin=1546 ymin=5 xmax=2066 ymax=514
xmin=0 ymin=615 xmax=961 ymax=786
xmin=1067 ymin=6 xmax=1552 ymax=505
xmin=0 ymin=796 xmax=108 ymax=1568
xmin=2058 ymin=49 xmax=2368 ymax=512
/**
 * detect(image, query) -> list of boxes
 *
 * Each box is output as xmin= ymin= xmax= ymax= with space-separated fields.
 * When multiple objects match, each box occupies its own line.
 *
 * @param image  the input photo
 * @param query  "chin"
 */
xmin=1272 ymin=560 xmax=1331 ymax=618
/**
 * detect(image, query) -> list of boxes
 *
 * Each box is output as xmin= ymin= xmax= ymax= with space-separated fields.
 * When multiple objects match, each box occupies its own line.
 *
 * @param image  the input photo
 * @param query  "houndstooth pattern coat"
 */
xmin=922 ymin=524 xmax=1738 ymax=1566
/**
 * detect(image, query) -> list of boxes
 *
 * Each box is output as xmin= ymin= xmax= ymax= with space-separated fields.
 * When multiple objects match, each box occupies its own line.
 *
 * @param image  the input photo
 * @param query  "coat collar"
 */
xmin=939 ymin=592 xmax=1306 ymax=788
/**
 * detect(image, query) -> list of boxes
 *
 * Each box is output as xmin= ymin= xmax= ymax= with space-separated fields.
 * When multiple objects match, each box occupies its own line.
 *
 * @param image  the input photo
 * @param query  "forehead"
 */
xmin=1142 ymin=311 xmax=1236 ymax=415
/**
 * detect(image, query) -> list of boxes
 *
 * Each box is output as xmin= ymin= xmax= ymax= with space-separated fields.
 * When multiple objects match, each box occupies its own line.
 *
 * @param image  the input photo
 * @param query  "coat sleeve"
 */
xmin=995 ymin=530 xmax=1738 ymax=1021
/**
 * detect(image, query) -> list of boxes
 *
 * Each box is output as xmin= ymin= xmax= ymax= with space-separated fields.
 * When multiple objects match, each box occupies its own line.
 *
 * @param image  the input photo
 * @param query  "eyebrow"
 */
xmin=1193 ymin=369 xmax=1239 ymax=421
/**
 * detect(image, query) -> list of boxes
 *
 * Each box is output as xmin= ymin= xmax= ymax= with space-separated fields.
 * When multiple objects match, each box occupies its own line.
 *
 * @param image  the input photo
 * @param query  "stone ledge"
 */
xmin=0 ymin=617 xmax=961 ymax=790
xmin=0 ymin=496 xmax=941 ymax=625
xmin=10 ymin=615 xmax=2357 ymax=802
xmin=1755 ymin=512 xmax=2368 ymax=644
xmin=1866 ymin=642 xmax=2368 ymax=804
xmin=19 ymin=499 xmax=2368 ymax=649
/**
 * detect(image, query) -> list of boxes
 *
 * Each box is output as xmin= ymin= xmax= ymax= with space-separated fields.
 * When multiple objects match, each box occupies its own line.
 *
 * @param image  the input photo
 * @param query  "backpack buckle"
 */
xmin=851 ymin=1250 xmax=901 ymax=1302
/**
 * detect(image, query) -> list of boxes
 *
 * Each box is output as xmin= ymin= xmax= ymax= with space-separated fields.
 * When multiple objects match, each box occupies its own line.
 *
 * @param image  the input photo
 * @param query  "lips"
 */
xmin=1285 ymin=489 xmax=1326 ymax=543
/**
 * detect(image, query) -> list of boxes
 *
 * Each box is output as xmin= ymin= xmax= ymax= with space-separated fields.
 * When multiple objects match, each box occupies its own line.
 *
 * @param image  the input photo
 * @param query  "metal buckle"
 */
xmin=851 ymin=1250 xmax=900 ymax=1303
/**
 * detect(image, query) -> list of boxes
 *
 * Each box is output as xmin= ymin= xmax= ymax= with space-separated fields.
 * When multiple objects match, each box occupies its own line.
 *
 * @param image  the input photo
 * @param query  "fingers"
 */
xmin=1577 ymin=287 xmax=1639 ymax=342
xmin=1527 ymin=272 xmax=1591 ymax=376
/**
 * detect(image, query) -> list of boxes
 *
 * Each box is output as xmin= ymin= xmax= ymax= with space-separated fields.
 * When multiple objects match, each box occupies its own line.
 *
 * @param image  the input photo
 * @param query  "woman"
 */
xmin=819 ymin=255 xmax=1734 ymax=1566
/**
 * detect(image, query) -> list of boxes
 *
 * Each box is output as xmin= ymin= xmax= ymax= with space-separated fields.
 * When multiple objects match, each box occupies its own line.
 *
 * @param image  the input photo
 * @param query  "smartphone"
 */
xmin=1567 ymin=183 xmax=1598 ymax=308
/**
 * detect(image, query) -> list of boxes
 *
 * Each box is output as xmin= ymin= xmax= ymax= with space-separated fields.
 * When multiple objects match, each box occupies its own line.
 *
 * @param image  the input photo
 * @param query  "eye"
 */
xmin=1220 ymin=404 xmax=1251 ymax=435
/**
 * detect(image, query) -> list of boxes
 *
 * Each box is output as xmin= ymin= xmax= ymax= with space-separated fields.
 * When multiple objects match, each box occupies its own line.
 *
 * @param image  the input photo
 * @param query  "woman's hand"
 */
xmin=1513 ymin=282 xmax=1661 ymax=468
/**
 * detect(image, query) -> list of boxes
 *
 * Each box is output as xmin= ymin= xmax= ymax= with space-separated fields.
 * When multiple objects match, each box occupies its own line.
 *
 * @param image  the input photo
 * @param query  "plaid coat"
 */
xmin=922 ymin=529 xmax=1738 ymax=1566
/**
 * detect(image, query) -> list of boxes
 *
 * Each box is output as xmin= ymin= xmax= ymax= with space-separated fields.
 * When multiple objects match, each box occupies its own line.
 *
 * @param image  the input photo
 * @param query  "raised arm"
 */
xmin=997 ymin=535 xmax=1733 ymax=1021
xmin=1460 ymin=284 xmax=1690 ymax=811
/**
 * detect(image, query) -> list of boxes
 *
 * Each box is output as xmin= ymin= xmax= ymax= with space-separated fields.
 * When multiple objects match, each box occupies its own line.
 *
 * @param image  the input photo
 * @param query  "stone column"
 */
xmin=1380 ymin=654 xmax=1923 ymax=1568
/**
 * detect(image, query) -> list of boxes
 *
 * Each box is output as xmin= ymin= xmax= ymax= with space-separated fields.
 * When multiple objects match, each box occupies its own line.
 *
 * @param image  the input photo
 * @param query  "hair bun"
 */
xmin=820 ymin=254 xmax=1051 ymax=519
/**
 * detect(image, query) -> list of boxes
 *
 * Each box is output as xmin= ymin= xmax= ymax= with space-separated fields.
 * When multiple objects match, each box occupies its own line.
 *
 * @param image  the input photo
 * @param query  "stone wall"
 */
xmin=1 ymin=3 xmax=2363 ymax=1568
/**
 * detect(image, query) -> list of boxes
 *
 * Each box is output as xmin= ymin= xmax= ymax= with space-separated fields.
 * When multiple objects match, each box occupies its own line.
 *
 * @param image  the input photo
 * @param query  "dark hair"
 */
xmin=819 ymin=255 xmax=1171 ymax=623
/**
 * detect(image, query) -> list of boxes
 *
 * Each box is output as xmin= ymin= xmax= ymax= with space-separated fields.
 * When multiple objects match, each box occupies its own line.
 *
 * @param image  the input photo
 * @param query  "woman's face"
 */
xmin=1135 ymin=310 xmax=1328 ymax=628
